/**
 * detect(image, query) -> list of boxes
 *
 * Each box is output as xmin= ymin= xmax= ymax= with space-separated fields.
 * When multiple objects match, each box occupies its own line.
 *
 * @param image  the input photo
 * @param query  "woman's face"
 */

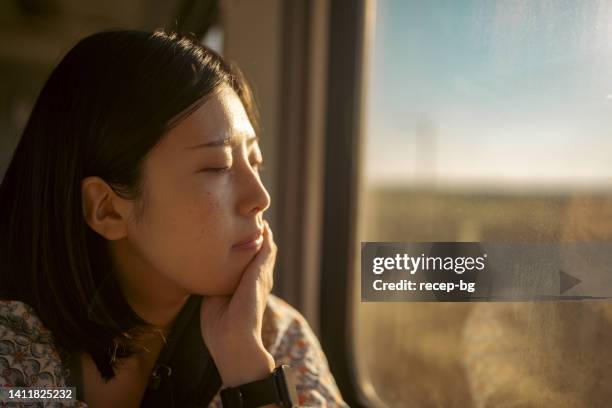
xmin=117 ymin=85 xmax=270 ymax=298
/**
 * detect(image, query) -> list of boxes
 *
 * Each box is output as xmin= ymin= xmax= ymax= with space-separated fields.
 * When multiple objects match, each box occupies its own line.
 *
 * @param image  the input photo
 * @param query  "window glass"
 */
xmin=356 ymin=1 xmax=612 ymax=406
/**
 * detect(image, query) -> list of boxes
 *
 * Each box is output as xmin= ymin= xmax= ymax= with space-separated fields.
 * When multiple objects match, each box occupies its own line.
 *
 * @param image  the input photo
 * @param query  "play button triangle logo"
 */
xmin=559 ymin=270 xmax=582 ymax=294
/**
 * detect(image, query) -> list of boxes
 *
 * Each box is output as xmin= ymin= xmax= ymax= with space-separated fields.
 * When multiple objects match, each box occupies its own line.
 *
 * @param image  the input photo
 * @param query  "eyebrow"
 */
xmin=186 ymin=135 xmax=259 ymax=149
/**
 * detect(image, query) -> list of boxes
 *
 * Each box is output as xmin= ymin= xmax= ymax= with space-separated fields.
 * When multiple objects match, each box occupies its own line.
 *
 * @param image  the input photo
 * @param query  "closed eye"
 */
xmin=201 ymin=161 xmax=264 ymax=174
xmin=203 ymin=166 xmax=231 ymax=173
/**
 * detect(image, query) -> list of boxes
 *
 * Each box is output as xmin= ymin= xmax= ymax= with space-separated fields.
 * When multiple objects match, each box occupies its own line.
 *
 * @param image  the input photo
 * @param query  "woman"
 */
xmin=0 ymin=30 xmax=348 ymax=407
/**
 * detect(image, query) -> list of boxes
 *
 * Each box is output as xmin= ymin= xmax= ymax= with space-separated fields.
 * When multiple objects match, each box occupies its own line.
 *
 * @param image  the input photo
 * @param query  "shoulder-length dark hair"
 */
xmin=0 ymin=29 xmax=260 ymax=380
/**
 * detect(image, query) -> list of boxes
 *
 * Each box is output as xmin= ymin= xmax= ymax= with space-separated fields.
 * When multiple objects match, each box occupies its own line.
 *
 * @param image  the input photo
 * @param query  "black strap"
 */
xmin=235 ymin=374 xmax=281 ymax=408
xmin=146 ymin=294 xmax=201 ymax=391
xmin=140 ymin=294 xmax=222 ymax=407
xmin=221 ymin=365 xmax=298 ymax=408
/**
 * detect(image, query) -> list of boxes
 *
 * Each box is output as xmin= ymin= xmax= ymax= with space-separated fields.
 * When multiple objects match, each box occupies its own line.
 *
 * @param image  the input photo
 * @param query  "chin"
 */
xmin=189 ymin=260 xmax=248 ymax=296
xmin=196 ymin=274 xmax=242 ymax=297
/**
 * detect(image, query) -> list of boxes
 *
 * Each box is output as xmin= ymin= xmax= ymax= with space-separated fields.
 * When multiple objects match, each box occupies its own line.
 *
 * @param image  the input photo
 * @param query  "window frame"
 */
xmin=318 ymin=0 xmax=387 ymax=406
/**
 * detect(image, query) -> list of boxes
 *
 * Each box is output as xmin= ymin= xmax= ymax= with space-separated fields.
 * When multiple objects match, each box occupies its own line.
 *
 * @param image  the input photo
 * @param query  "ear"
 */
xmin=81 ymin=176 xmax=133 ymax=240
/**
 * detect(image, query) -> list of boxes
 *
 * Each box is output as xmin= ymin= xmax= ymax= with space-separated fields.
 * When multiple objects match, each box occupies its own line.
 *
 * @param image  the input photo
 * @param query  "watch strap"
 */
xmin=220 ymin=364 xmax=298 ymax=408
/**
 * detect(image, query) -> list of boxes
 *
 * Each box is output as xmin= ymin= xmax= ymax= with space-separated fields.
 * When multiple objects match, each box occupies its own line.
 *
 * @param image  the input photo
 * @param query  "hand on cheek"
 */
xmin=199 ymin=220 xmax=278 ymax=386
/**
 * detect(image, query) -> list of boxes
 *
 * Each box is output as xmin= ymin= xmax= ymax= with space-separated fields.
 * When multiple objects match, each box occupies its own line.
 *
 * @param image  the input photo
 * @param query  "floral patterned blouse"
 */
xmin=0 ymin=294 xmax=348 ymax=407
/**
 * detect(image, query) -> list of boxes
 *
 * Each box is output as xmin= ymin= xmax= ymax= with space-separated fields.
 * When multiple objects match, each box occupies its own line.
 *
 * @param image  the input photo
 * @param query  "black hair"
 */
xmin=0 ymin=29 xmax=260 ymax=380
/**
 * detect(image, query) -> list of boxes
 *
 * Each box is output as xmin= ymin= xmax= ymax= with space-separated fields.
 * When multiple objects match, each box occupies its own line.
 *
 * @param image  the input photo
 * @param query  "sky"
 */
xmin=364 ymin=0 xmax=612 ymax=191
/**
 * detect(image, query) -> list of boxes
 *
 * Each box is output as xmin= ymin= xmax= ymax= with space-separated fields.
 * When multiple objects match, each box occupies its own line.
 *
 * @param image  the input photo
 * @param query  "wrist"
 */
xmin=215 ymin=343 xmax=275 ymax=387
xmin=220 ymin=364 xmax=299 ymax=408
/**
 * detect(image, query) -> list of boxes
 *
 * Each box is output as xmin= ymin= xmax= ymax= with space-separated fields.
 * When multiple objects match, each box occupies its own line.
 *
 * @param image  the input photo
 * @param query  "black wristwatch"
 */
xmin=220 ymin=364 xmax=299 ymax=408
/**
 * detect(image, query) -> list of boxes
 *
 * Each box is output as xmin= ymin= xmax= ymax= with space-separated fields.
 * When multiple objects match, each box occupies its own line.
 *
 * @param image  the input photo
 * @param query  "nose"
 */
xmin=236 ymin=157 xmax=271 ymax=217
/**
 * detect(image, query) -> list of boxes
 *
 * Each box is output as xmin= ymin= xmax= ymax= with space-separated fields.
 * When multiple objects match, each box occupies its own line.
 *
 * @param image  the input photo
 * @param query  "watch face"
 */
xmin=276 ymin=365 xmax=300 ymax=407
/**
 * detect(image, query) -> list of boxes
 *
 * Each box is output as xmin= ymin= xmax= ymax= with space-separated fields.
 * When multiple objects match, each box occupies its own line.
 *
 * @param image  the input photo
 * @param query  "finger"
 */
xmin=262 ymin=220 xmax=276 ymax=253
xmin=261 ymin=225 xmax=274 ymax=292
xmin=236 ymin=223 xmax=274 ymax=290
xmin=248 ymin=223 xmax=275 ymax=293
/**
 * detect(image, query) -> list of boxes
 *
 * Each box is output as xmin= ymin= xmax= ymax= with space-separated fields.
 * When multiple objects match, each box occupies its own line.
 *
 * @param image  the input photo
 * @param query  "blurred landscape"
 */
xmin=356 ymin=186 xmax=612 ymax=407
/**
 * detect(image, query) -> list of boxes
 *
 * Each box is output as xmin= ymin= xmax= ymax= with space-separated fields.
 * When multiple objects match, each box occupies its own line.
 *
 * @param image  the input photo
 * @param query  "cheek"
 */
xmin=132 ymin=189 xmax=248 ymax=295
xmin=187 ymin=192 xmax=255 ymax=294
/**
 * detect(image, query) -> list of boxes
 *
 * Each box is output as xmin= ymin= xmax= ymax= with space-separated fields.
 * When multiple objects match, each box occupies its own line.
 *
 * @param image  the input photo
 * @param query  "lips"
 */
xmin=233 ymin=229 xmax=263 ymax=248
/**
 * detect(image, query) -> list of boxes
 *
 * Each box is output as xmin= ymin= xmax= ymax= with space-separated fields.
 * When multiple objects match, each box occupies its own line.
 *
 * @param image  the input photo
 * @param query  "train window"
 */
xmin=355 ymin=1 xmax=612 ymax=406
